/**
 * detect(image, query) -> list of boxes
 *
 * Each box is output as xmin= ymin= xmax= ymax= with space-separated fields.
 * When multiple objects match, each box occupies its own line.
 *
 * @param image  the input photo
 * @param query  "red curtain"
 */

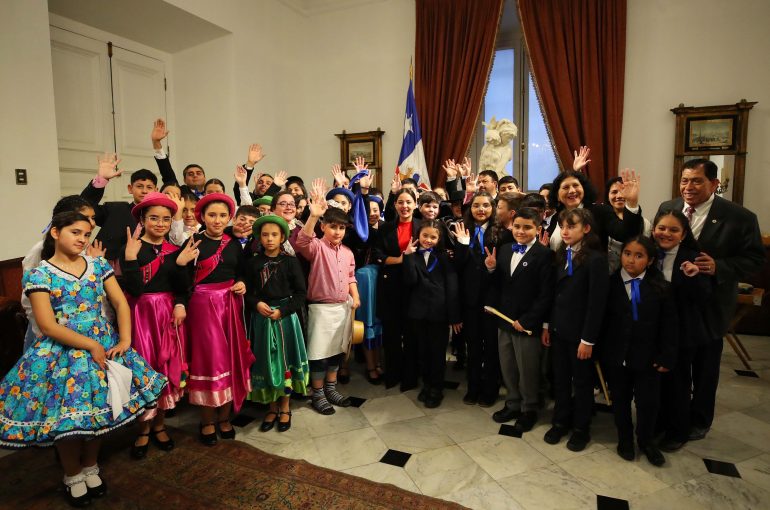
xmin=415 ymin=0 xmax=504 ymax=187
xmin=518 ymin=0 xmax=626 ymax=193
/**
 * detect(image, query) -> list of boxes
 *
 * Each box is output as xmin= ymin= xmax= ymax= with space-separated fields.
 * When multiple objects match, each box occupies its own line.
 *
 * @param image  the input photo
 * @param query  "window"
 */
xmin=471 ymin=39 xmax=560 ymax=191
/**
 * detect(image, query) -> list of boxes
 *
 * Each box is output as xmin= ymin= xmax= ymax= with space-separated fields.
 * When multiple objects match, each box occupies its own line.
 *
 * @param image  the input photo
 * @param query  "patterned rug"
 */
xmin=0 ymin=427 xmax=466 ymax=509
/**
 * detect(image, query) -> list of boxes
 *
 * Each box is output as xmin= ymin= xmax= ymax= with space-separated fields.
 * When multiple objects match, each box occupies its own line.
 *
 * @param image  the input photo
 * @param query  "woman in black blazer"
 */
xmin=651 ymin=209 xmax=713 ymax=452
xmin=373 ymin=188 xmax=421 ymax=390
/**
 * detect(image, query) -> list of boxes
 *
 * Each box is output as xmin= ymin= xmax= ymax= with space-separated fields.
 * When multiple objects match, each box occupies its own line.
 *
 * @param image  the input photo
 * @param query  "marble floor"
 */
xmin=6 ymin=334 xmax=768 ymax=509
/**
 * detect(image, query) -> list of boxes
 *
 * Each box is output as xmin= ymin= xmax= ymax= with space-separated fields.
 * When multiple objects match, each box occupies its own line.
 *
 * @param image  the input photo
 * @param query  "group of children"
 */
xmin=0 ymin=123 xmax=727 ymax=507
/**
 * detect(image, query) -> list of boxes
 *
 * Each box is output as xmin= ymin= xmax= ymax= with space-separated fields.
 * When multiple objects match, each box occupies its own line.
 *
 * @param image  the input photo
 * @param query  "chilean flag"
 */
xmin=396 ymin=78 xmax=430 ymax=190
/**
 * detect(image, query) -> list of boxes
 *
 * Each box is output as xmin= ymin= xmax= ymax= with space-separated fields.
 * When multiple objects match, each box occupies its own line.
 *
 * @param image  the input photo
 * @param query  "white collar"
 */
xmin=621 ymin=268 xmax=646 ymax=282
xmin=664 ymin=244 xmax=680 ymax=256
xmin=686 ymin=193 xmax=715 ymax=212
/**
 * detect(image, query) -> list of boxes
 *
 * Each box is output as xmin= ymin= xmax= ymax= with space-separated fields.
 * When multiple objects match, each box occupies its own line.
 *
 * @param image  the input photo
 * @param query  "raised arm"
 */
xmin=151 ymin=118 xmax=179 ymax=186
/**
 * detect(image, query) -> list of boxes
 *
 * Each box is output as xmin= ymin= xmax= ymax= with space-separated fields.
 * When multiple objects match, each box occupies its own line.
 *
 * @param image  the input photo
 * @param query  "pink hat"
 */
xmin=194 ymin=192 xmax=235 ymax=224
xmin=131 ymin=192 xmax=178 ymax=222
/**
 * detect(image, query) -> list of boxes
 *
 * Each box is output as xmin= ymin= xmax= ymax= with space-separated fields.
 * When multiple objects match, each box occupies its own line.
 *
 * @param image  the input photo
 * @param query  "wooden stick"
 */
xmin=594 ymin=361 xmax=612 ymax=405
xmin=483 ymin=306 xmax=533 ymax=336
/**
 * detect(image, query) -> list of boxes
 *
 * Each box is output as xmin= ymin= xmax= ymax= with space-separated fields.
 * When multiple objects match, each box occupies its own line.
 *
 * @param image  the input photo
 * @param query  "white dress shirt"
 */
xmin=620 ymin=268 xmax=646 ymax=299
xmin=510 ymin=238 xmax=537 ymax=275
xmin=684 ymin=193 xmax=715 ymax=240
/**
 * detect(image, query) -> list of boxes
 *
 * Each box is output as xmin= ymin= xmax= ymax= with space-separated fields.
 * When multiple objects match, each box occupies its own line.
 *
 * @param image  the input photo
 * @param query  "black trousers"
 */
xmin=382 ymin=314 xmax=417 ymax=388
xmin=408 ymin=319 xmax=448 ymax=394
xmin=551 ymin=335 xmax=594 ymax=432
xmin=463 ymin=306 xmax=500 ymax=399
xmin=691 ymin=339 xmax=723 ymax=429
xmin=608 ymin=364 xmax=661 ymax=447
xmin=658 ymin=348 xmax=694 ymax=442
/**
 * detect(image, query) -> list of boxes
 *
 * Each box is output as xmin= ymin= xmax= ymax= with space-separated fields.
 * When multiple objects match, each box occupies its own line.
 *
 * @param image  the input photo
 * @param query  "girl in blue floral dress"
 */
xmin=0 ymin=211 xmax=167 ymax=507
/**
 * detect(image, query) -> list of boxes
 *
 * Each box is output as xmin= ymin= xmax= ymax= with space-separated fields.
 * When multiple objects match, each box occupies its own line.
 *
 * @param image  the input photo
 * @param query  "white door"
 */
xmin=50 ymin=27 xmax=167 ymax=202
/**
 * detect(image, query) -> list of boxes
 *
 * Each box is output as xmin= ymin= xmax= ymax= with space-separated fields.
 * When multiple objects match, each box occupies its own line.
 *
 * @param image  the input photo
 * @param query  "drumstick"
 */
xmin=594 ymin=361 xmax=612 ymax=405
xmin=483 ymin=306 xmax=533 ymax=336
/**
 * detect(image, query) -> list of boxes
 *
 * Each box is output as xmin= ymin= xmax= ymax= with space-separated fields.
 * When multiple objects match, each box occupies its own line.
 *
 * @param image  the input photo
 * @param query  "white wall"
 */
xmin=0 ymin=0 xmax=61 ymax=261
xmin=621 ymin=0 xmax=770 ymax=230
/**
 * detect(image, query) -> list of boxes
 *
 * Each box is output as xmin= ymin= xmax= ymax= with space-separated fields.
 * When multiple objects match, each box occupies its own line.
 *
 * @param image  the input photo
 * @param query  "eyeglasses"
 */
xmin=276 ymin=201 xmax=296 ymax=208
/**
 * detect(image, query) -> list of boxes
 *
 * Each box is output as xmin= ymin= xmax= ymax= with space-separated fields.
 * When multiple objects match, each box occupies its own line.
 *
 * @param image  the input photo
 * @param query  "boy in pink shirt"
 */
xmin=295 ymin=187 xmax=360 ymax=415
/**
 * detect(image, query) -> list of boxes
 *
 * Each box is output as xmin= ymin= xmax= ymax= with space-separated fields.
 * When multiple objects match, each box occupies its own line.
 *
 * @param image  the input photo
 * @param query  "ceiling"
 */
xmin=47 ymin=0 xmax=230 ymax=53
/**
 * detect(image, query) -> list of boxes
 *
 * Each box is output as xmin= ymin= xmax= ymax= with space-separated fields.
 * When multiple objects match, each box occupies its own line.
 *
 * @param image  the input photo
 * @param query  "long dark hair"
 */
xmin=42 ymin=212 xmax=91 ymax=260
xmin=462 ymin=192 xmax=495 ymax=229
xmin=549 ymin=171 xmax=598 ymax=211
xmin=652 ymin=208 xmax=700 ymax=252
xmin=556 ymin=208 xmax=601 ymax=268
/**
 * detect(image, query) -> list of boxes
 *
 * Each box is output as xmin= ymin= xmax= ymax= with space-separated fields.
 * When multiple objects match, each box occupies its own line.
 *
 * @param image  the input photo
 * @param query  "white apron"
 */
xmin=306 ymin=300 xmax=353 ymax=360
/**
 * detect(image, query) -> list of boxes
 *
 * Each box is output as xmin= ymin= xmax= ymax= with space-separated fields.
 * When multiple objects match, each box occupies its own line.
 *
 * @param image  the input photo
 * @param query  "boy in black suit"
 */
xmin=485 ymin=208 xmax=553 ymax=433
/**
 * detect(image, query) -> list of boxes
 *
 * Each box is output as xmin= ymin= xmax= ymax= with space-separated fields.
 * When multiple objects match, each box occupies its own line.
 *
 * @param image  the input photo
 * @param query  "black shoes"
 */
xmin=424 ymin=392 xmax=444 ymax=409
xmin=544 ymin=425 xmax=570 ymax=445
xmin=642 ymin=445 xmax=666 ymax=467
xmin=199 ymin=423 xmax=218 ymax=446
xmin=477 ymin=395 xmax=497 ymax=408
xmin=260 ymin=411 xmax=279 ymax=432
xmin=512 ymin=411 xmax=538 ymax=433
xmin=688 ymin=426 xmax=710 ymax=441
xmin=277 ymin=411 xmax=292 ymax=432
xmin=337 ymin=370 xmax=351 ymax=385
xmin=463 ymin=391 xmax=478 ymax=405
xmin=63 ymin=480 xmax=90 ymax=508
xmin=659 ymin=437 xmax=686 ymax=452
xmin=617 ymin=440 xmax=635 ymax=461
xmin=130 ymin=433 xmax=150 ymax=459
xmin=492 ymin=406 xmax=521 ymax=424
xmin=218 ymin=420 xmax=236 ymax=439
xmin=150 ymin=428 xmax=175 ymax=451
xmin=366 ymin=369 xmax=382 ymax=385
xmin=566 ymin=431 xmax=591 ymax=452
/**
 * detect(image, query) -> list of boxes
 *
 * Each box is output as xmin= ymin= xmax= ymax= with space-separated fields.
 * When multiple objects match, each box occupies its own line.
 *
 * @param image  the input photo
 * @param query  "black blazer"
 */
xmin=80 ymin=182 xmax=136 ymax=261
xmin=658 ymin=196 xmax=764 ymax=338
xmin=549 ymin=250 xmax=609 ymax=345
xmin=373 ymin=220 xmax=421 ymax=320
xmin=492 ymin=242 xmax=554 ymax=333
xmin=601 ymin=271 xmax=678 ymax=371
xmin=668 ymin=246 xmax=713 ymax=349
xmin=453 ymin=223 xmax=496 ymax=307
xmin=403 ymin=250 xmax=460 ymax=324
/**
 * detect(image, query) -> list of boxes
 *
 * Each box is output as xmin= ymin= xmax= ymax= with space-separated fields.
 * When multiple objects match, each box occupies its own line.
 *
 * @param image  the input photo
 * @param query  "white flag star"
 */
xmin=403 ymin=115 xmax=413 ymax=139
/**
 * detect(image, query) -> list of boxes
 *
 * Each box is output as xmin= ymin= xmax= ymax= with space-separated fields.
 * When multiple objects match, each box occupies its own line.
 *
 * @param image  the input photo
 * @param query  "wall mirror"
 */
xmin=671 ymin=100 xmax=756 ymax=205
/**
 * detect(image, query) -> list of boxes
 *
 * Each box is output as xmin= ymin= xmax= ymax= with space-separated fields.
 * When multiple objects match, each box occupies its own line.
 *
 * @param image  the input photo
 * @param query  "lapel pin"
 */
xmin=522 ymin=261 xmax=528 ymax=267
xmin=712 ymin=219 xmax=717 ymax=223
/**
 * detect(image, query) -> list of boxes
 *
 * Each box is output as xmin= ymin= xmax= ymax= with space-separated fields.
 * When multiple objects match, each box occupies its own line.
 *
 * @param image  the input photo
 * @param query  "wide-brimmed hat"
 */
xmin=325 ymin=187 xmax=355 ymax=204
xmin=131 ymin=192 xmax=178 ymax=222
xmin=194 ymin=192 xmax=235 ymax=224
xmin=252 ymin=214 xmax=290 ymax=239
xmin=254 ymin=196 xmax=273 ymax=207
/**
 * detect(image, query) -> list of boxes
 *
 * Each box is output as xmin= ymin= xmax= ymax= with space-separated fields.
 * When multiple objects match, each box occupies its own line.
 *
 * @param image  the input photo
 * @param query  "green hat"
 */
xmin=252 ymin=214 xmax=290 ymax=239
xmin=255 ymin=196 xmax=273 ymax=207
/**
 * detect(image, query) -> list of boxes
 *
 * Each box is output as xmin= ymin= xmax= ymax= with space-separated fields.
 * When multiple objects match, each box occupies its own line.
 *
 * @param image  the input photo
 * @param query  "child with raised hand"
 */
xmin=295 ymin=184 xmax=359 ymax=415
xmin=453 ymin=191 xmax=500 ymax=406
xmin=651 ymin=209 xmax=713 ymax=453
xmin=245 ymin=215 xmax=309 ymax=432
xmin=184 ymin=193 xmax=255 ymax=445
xmin=402 ymin=219 xmax=461 ymax=408
xmin=602 ymin=235 xmax=677 ymax=467
xmin=0 ymin=211 xmax=166 ymax=507
xmin=542 ymin=208 xmax=609 ymax=452
xmin=120 ymin=192 xmax=198 ymax=459
xmin=485 ymin=208 xmax=553 ymax=433
xmin=169 ymin=192 xmax=200 ymax=246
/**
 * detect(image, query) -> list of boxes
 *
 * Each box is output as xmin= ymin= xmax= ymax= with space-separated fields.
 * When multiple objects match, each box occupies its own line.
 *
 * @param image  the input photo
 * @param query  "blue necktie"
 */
xmin=511 ymin=243 xmax=527 ymax=254
xmin=625 ymin=278 xmax=642 ymax=321
xmin=418 ymin=248 xmax=437 ymax=272
xmin=566 ymin=246 xmax=573 ymax=276
xmin=470 ymin=225 xmax=484 ymax=255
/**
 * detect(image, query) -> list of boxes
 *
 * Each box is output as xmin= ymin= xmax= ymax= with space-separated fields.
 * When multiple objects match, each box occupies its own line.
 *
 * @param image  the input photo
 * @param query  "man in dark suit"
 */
xmin=658 ymin=158 xmax=764 ymax=444
xmin=80 ymin=154 xmax=157 ymax=263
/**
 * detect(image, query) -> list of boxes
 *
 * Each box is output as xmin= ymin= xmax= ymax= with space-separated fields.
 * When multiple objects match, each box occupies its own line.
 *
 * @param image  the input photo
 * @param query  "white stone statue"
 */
xmin=479 ymin=117 xmax=518 ymax=179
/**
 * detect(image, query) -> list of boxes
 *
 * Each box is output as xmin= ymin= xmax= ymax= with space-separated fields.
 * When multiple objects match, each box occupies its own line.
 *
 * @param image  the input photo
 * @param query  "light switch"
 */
xmin=15 ymin=169 xmax=27 ymax=185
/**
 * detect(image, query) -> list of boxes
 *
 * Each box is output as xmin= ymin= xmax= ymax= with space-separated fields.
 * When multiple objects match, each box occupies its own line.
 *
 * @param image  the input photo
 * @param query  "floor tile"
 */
xmin=736 ymin=453 xmax=770 ymax=491
xmin=596 ymin=494 xmax=629 ymax=510
xmin=374 ymin=416 xmax=454 ymax=454
xmin=741 ymin=401 xmax=770 ymax=424
xmin=704 ymin=458 xmax=742 ymax=478
xmin=431 ymin=406 xmax=501 ymax=444
xmin=458 ymin=433 xmax=552 ymax=480
xmin=633 ymin=447 xmax=709 ymax=486
xmin=672 ymin=473 xmax=770 ymax=510
xmin=347 ymin=396 xmax=367 ymax=407
xmin=734 ymin=369 xmax=760 ymax=378
xmin=312 ymin=427 xmax=388 ymax=471
xmin=629 ymin=486 xmax=707 ymax=510
xmin=711 ymin=411 xmax=770 ymax=452
xmin=379 ymin=448 xmax=411 ymax=468
xmin=403 ymin=387 xmax=471 ymax=416
xmin=559 ymin=448 xmax=668 ymax=500
xmin=342 ymin=462 xmax=421 ymax=493
xmin=498 ymin=424 xmax=522 ymax=438
xmin=498 ymin=464 xmax=596 ymax=510
xmin=684 ymin=429 xmax=763 ymax=464
xmin=298 ymin=404 xmax=370 ymax=438
xmin=359 ymin=393 xmax=425 ymax=427
xmin=441 ymin=480 xmax=522 ymax=510
xmin=405 ymin=445 xmax=494 ymax=497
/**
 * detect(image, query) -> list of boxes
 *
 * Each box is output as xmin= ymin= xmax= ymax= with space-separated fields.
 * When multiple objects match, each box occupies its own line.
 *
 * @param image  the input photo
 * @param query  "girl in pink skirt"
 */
xmin=184 ymin=193 xmax=255 ymax=445
xmin=121 ymin=192 xmax=199 ymax=459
